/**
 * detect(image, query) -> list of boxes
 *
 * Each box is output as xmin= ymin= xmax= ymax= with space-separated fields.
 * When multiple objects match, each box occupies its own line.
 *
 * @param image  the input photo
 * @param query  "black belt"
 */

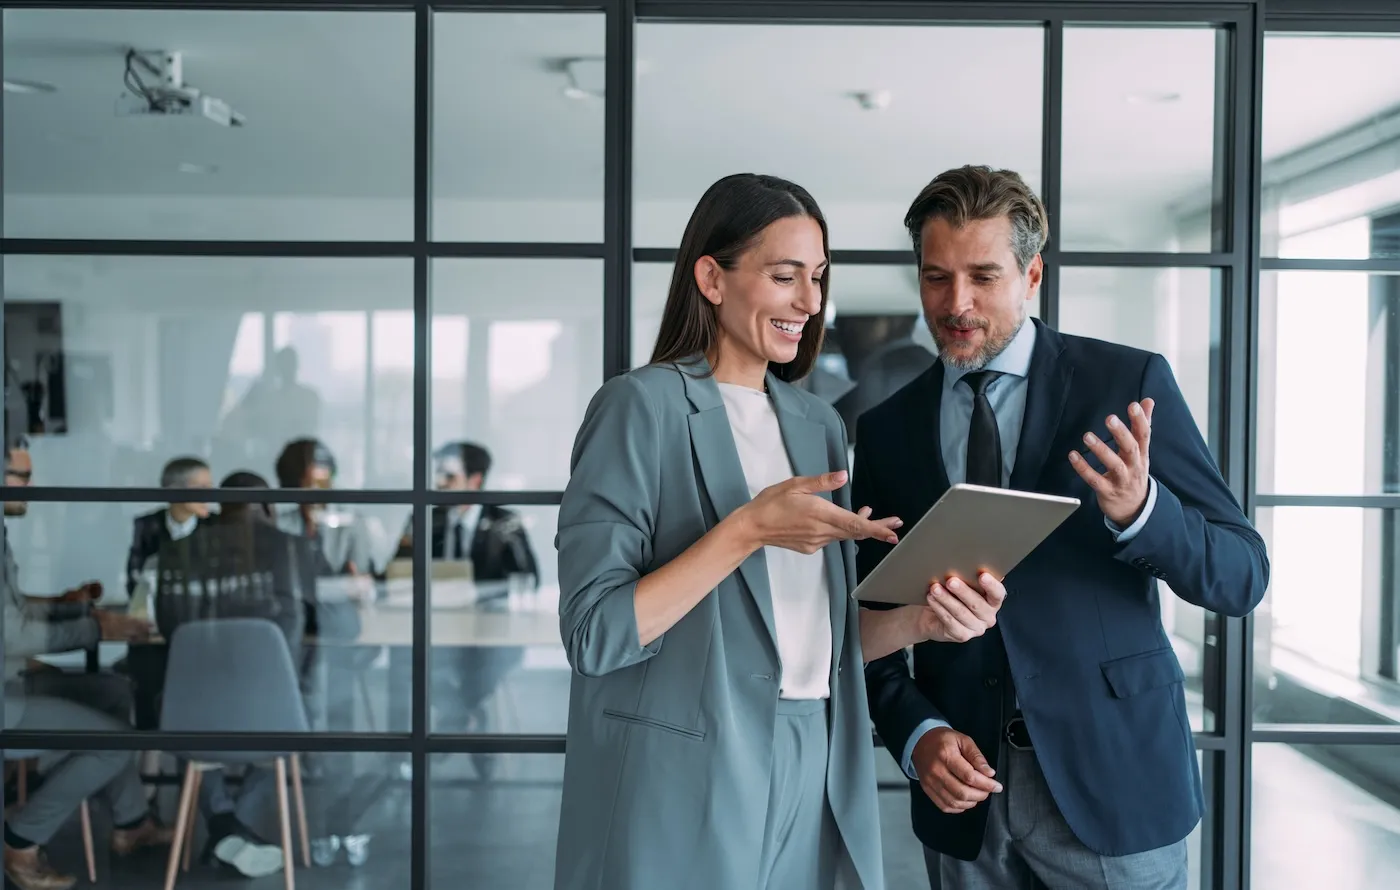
xmin=1004 ymin=714 xmax=1033 ymax=751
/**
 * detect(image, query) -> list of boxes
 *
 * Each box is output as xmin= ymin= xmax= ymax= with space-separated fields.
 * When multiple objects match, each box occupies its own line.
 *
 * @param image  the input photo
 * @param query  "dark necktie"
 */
xmin=963 ymin=370 xmax=1005 ymax=487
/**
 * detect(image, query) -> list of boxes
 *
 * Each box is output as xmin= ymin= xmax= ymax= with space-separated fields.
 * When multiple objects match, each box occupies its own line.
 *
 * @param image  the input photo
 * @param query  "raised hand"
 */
xmin=1069 ymin=398 xmax=1154 ymax=527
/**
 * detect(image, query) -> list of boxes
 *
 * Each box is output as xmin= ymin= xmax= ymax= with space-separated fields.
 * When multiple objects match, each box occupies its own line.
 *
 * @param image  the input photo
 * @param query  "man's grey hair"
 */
xmin=904 ymin=165 xmax=1050 ymax=273
xmin=160 ymin=456 xmax=210 ymax=489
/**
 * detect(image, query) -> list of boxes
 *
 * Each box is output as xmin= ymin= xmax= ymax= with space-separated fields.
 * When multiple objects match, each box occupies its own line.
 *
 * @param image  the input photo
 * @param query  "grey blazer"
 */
xmin=553 ymin=357 xmax=885 ymax=890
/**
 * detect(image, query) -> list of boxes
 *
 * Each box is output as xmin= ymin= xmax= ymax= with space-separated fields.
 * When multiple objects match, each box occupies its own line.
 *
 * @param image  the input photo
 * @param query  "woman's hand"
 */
xmin=910 ymin=573 xmax=1006 ymax=643
xmin=735 ymin=471 xmax=901 ymax=555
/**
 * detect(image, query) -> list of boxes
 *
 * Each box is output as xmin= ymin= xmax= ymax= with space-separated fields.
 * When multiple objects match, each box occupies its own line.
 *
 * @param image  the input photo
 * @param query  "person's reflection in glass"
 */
xmin=270 ymin=439 xmax=375 ymax=869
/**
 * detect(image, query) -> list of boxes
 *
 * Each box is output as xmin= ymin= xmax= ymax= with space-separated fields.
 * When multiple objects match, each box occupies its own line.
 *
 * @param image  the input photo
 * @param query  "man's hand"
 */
xmin=911 ymin=726 xmax=1003 ymax=814
xmin=53 ymin=581 xmax=103 ymax=603
xmin=912 ymin=573 xmax=1006 ymax=643
xmin=94 ymin=610 xmax=153 ymax=642
xmin=1069 ymin=398 xmax=1154 ymax=527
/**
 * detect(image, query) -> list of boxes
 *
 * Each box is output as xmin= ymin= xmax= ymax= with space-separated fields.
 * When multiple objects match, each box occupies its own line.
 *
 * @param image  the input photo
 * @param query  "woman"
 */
xmin=554 ymin=174 xmax=1007 ymax=890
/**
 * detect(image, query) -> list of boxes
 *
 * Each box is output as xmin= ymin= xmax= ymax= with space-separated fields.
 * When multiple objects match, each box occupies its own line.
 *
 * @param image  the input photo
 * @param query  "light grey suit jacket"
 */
xmin=553 ymin=357 xmax=885 ymax=890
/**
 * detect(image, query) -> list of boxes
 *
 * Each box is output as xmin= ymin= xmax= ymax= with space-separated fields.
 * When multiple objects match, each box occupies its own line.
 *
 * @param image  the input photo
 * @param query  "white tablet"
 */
xmin=852 ymin=483 xmax=1080 ymax=606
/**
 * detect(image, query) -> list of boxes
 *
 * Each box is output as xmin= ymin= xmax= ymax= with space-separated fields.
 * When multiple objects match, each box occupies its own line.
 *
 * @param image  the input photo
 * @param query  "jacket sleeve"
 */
xmin=555 ymin=374 xmax=664 ymax=678
xmin=3 ymin=564 xmax=100 ymax=659
xmin=1113 ymin=353 xmax=1270 ymax=617
xmin=854 ymin=415 xmax=948 ymax=765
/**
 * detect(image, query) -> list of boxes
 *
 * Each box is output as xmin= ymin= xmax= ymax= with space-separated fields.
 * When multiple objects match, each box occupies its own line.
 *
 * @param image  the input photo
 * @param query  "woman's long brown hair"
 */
xmin=649 ymin=173 xmax=829 ymax=382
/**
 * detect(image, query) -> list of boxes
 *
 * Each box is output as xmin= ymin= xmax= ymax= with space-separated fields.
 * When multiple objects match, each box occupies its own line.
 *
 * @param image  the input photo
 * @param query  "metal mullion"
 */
xmin=1230 ymin=4 xmax=1265 ymax=888
xmin=1261 ymin=257 xmax=1400 ymax=273
xmin=0 ymin=0 xmax=606 ymax=9
xmin=426 ymin=489 xmax=565 ymax=505
xmin=1255 ymin=494 xmax=1400 ymax=509
xmin=429 ymin=242 xmax=606 ymax=258
xmin=1040 ymin=19 xmax=1062 ymax=328
xmin=0 ymin=239 xmax=414 ymax=257
xmin=1251 ymin=725 xmax=1400 ymax=745
xmin=1055 ymin=251 xmax=1233 ymax=267
xmin=1266 ymin=0 xmax=1400 ymax=31
xmin=0 ymin=730 xmax=414 ymax=752
xmin=2 ymin=486 xmax=418 ymax=504
xmin=603 ymin=0 xmax=636 ymax=379
xmin=0 ymin=239 xmax=609 ymax=260
xmin=411 ymin=4 xmax=432 ymax=890
xmin=635 ymin=2 xmax=1251 ymax=26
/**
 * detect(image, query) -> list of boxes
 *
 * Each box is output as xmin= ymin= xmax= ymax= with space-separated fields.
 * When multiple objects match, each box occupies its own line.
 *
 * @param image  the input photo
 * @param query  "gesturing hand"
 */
xmin=1069 ymin=398 xmax=1154 ymax=528
xmin=95 ymin=609 xmax=153 ymax=642
xmin=912 ymin=573 xmax=1006 ymax=644
xmin=911 ymin=726 xmax=1003 ymax=814
xmin=739 ymin=471 xmax=901 ymax=555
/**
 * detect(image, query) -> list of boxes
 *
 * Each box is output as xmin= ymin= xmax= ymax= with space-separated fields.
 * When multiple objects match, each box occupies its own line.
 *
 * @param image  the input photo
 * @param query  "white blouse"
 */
xmin=718 ymin=382 xmax=833 ymax=701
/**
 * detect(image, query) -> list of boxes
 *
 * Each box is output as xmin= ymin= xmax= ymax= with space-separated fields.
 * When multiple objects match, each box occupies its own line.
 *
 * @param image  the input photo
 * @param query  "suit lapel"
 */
xmin=768 ymin=376 xmax=847 ymax=666
xmin=905 ymin=363 xmax=952 ymax=502
xmin=1009 ymin=320 xmax=1073 ymax=491
xmin=680 ymin=360 xmax=780 ymax=653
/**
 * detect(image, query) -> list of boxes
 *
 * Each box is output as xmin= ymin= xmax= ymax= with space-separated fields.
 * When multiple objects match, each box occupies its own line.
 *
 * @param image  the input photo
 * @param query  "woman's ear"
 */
xmin=694 ymin=256 xmax=723 ymax=307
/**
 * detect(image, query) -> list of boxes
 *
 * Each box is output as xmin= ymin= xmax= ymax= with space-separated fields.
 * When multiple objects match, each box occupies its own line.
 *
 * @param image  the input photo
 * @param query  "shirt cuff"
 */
xmin=1105 ymin=476 xmax=1158 ymax=543
xmin=900 ymin=717 xmax=952 ymax=780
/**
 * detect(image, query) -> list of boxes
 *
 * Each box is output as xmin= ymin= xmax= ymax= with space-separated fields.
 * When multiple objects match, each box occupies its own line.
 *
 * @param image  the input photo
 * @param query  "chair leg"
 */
xmin=79 ymin=800 xmax=96 ymax=883
xmin=182 ymin=770 xmax=203 ymax=872
xmin=289 ymin=756 xmax=311 ymax=868
xmin=17 ymin=760 xmax=26 ymax=805
xmin=275 ymin=758 xmax=295 ymax=890
xmin=163 ymin=762 xmax=199 ymax=890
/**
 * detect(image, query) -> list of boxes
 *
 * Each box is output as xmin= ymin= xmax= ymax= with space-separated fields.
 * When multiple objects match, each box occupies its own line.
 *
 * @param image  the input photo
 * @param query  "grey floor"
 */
xmin=26 ymin=657 xmax=1400 ymax=889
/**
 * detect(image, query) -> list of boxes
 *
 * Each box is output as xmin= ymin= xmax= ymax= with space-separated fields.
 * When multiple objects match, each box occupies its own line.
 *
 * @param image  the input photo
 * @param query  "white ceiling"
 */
xmin=3 ymin=9 xmax=1400 ymax=246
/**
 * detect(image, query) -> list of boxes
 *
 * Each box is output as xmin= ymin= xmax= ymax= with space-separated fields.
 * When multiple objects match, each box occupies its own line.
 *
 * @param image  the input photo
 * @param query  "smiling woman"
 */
xmin=649 ymin=174 xmax=831 ymax=387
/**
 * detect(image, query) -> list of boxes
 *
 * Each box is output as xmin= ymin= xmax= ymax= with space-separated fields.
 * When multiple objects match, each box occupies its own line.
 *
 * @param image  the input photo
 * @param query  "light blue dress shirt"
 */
xmin=898 ymin=320 xmax=1160 ymax=778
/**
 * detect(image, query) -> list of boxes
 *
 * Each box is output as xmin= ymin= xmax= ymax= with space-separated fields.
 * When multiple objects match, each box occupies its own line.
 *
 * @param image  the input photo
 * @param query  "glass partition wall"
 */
xmin=2 ymin=2 xmax=1397 ymax=889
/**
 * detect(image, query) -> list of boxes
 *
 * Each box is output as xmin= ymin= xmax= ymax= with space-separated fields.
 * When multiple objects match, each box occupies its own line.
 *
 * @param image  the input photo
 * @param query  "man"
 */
xmin=396 ymin=442 xmax=538 ymax=770
xmin=3 ymin=437 xmax=173 ymax=890
xmin=856 ymin=166 xmax=1269 ymax=890
xmin=125 ymin=456 xmax=214 ymax=599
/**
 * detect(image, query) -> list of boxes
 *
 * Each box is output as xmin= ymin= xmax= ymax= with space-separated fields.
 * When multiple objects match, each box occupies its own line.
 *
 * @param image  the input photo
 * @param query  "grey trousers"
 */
xmin=6 ymin=695 xmax=149 ymax=846
xmin=757 ymin=698 xmax=840 ymax=890
xmin=199 ymin=765 xmax=276 ymax=828
xmin=934 ymin=744 xmax=1188 ymax=890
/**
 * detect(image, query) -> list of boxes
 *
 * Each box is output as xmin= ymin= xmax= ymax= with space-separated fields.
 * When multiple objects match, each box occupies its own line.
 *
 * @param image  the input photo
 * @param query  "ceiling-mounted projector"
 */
xmin=116 ymin=49 xmax=245 ymax=127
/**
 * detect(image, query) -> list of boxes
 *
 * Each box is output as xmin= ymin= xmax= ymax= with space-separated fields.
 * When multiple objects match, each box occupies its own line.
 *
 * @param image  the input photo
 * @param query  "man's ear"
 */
xmin=695 ymin=256 xmax=724 ymax=307
xmin=1025 ymin=253 xmax=1044 ymax=300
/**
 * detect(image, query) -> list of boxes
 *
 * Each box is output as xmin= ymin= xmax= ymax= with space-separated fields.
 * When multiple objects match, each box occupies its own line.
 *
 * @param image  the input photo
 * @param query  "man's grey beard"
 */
xmin=932 ymin=314 xmax=1027 ymax=372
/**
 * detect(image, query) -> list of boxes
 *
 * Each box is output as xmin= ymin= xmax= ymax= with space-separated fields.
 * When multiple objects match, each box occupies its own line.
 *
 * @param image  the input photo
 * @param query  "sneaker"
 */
xmin=343 ymin=834 xmax=371 ymax=868
xmin=310 ymin=836 xmax=340 ymax=868
xmin=211 ymin=832 xmax=284 ymax=878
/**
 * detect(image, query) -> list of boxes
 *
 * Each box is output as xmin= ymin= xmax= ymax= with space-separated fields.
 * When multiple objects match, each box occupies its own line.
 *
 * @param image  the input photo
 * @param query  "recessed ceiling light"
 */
xmin=849 ymin=90 xmax=892 ymax=111
xmin=177 ymin=162 xmax=219 ymax=175
xmin=3 ymin=79 xmax=57 ymax=95
xmin=1125 ymin=90 xmax=1181 ymax=105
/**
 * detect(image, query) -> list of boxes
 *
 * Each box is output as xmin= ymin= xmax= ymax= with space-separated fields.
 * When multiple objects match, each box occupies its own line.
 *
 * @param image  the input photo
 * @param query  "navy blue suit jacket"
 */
xmin=856 ymin=321 xmax=1269 ymax=861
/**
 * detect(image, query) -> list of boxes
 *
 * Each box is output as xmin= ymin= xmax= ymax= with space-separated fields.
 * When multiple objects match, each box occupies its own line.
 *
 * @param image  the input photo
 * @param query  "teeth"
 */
xmin=771 ymin=320 xmax=804 ymax=334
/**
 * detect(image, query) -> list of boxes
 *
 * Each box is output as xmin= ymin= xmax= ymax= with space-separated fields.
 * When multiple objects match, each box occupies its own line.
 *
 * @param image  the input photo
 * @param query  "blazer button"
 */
xmin=837 ymin=664 xmax=844 ymax=675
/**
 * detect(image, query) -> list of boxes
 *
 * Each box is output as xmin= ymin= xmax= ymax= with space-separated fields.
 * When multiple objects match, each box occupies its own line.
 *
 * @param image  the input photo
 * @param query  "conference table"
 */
xmin=39 ymin=579 xmax=563 ymax=673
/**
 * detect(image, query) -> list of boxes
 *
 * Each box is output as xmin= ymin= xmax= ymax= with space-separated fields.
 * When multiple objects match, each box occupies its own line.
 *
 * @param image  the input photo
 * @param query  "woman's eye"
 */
xmin=773 ymin=275 xmax=795 ymax=284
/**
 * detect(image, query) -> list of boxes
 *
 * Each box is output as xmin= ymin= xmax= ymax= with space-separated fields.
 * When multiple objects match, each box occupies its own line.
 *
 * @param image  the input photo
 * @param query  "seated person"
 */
xmin=153 ymin=470 xmax=310 ymax=879
xmin=125 ymin=457 xmax=214 ymax=601
xmin=397 ymin=442 xmax=539 ymax=743
xmin=2 ymin=438 xmax=172 ymax=890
